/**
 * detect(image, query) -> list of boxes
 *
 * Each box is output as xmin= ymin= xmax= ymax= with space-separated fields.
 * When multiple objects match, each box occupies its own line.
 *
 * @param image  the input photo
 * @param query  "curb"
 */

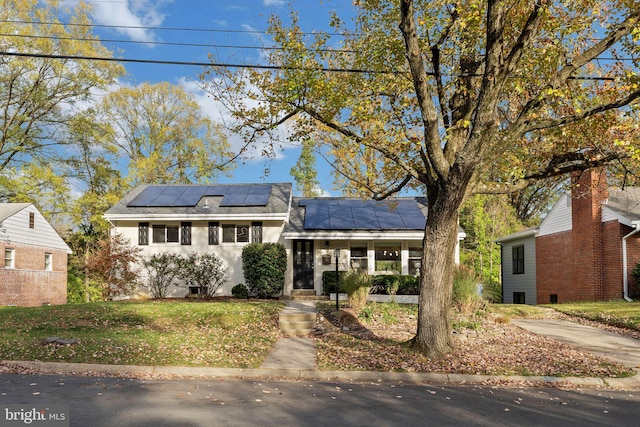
xmin=3 ymin=360 xmax=640 ymax=390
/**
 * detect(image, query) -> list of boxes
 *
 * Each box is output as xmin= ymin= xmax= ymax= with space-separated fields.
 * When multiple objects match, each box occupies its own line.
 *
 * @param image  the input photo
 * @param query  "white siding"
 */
xmin=538 ymin=193 xmax=572 ymax=237
xmin=112 ymin=219 xmax=286 ymax=297
xmin=500 ymin=235 xmax=537 ymax=305
xmin=2 ymin=206 xmax=69 ymax=252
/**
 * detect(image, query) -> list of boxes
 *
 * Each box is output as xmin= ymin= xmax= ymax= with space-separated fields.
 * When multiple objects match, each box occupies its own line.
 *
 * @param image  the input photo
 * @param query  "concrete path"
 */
xmin=260 ymin=300 xmax=318 ymax=369
xmin=512 ymin=319 xmax=640 ymax=368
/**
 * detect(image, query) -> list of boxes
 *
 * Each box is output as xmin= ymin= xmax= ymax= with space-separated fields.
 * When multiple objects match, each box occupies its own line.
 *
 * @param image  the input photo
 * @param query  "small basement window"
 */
xmin=513 ymin=292 xmax=526 ymax=304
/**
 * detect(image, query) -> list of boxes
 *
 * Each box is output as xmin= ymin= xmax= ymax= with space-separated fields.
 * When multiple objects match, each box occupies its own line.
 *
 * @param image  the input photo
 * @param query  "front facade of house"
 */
xmin=104 ymin=183 xmax=465 ymax=297
xmin=498 ymin=169 xmax=640 ymax=305
xmin=0 ymin=204 xmax=71 ymax=307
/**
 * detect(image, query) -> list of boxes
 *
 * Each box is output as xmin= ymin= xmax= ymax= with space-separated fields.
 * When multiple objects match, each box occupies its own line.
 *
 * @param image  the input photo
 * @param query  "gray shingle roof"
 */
xmin=606 ymin=187 xmax=640 ymax=222
xmin=0 ymin=203 xmax=31 ymax=222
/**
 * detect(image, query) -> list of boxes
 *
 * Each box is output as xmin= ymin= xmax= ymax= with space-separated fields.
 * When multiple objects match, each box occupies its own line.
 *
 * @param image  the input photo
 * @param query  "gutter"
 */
xmin=622 ymin=221 xmax=640 ymax=302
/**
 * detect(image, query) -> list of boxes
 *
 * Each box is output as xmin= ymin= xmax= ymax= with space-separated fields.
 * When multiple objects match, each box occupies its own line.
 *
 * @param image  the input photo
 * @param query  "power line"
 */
xmin=0 ymin=19 xmax=349 ymax=38
xmin=0 ymin=32 xmax=356 ymax=53
xmin=0 ymin=50 xmax=617 ymax=81
xmin=0 ymin=50 xmax=389 ymax=74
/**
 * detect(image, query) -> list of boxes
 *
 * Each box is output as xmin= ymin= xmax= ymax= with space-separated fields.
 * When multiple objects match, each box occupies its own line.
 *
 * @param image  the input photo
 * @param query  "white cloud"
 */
xmin=178 ymin=77 xmax=298 ymax=164
xmin=64 ymin=0 xmax=169 ymax=43
xmin=263 ymin=0 xmax=286 ymax=6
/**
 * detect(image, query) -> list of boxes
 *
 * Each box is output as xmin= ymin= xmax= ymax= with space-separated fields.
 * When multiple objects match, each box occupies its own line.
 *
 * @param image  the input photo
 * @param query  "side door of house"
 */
xmin=293 ymin=240 xmax=314 ymax=289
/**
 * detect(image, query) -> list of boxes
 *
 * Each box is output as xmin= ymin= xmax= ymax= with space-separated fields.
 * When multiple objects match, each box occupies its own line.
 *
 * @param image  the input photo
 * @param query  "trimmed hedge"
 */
xmin=241 ymin=243 xmax=287 ymax=298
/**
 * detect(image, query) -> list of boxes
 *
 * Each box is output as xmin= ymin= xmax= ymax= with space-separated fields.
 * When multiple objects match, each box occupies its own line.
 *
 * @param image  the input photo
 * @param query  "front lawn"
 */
xmin=543 ymin=300 xmax=640 ymax=331
xmin=0 ymin=300 xmax=283 ymax=368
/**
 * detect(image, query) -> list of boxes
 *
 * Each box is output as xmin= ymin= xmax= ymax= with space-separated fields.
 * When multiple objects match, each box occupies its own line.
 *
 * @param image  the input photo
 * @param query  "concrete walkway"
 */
xmin=513 ymin=319 xmax=640 ymax=369
xmin=260 ymin=300 xmax=318 ymax=369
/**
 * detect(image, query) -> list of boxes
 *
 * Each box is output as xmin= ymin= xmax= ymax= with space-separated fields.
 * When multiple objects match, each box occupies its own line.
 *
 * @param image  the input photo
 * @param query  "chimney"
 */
xmin=571 ymin=167 xmax=607 ymax=300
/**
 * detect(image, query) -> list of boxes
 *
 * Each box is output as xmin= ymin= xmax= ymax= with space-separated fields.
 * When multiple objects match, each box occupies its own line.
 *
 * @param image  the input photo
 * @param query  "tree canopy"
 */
xmin=203 ymin=0 xmax=640 ymax=356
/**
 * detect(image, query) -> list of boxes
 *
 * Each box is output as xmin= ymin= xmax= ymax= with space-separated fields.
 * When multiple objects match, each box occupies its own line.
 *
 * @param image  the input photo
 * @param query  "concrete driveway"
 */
xmin=512 ymin=319 xmax=640 ymax=368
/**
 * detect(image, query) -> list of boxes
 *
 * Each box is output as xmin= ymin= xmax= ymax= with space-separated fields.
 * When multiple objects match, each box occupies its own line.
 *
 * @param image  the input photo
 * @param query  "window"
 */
xmin=4 ymin=249 xmax=15 ymax=269
xmin=513 ymin=292 xmax=526 ymax=304
xmin=252 ymin=222 xmax=263 ymax=243
xmin=222 ymin=224 xmax=235 ymax=243
xmin=408 ymin=247 xmax=422 ymax=276
xmin=44 ymin=253 xmax=52 ymax=271
xmin=222 ymin=224 xmax=251 ymax=243
xmin=208 ymin=222 xmax=219 ymax=245
xmin=138 ymin=223 xmax=149 ymax=245
xmin=375 ymin=242 xmax=401 ymax=273
xmin=350 ymin=244 xmax=368 ymax=272
xmin=550 ymin=294 xmax=558 ymax=304
xmin=153 ymin=225 xmax=166 ymax=243
xmin=29 ymin=212 xmax=35 ymax=229
xmin=166 ymin=226 xmax=179 ymax=243
xmin=512 ymin=245 xmax=525 ymax=274
xmin=181 ymin=222 xmax=192 ymax=245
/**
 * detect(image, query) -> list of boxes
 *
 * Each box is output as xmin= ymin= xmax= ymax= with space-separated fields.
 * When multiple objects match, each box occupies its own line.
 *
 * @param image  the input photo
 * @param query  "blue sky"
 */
xmin=71 ymin=0 xmax=357 ymax=196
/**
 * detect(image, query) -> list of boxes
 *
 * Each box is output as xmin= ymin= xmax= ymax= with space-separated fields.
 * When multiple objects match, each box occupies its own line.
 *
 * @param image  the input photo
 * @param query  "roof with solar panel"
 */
xmin=104 ymin=183 xmax=292 ymax=219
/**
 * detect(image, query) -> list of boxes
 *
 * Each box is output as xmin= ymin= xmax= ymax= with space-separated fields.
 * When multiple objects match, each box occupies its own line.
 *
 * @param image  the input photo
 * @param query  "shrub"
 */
xmin=482 ymin=278 xmax=502 ymax=303
xmin=322 ymin=270 xmax=348 ymax=295
xmin=180 ymin=253 xmax=228 ymax=299
xmin=341 ymin=272 xmax=372 ymax=313
xmin=67 ymin=267 xmax=102 ymax=303
xmin=453 ymin=264 xmax=480 ymax=304
xmin=143 ymin=252 xmax=184 ymax=299
xmin=242 ymin=243 xmax=287 ymax=298
xmin=370 ymin=275 xmax=420 ymax=295
xmin=85 ymin=233 xmax=142 ymax=300
xmin=232 ymin=284 xmax=249 ymax=299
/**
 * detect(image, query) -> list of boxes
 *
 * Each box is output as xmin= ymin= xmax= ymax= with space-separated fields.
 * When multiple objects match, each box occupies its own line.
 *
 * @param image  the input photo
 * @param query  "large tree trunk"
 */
xmin=412 ymin=190 xmax=463 ymax=358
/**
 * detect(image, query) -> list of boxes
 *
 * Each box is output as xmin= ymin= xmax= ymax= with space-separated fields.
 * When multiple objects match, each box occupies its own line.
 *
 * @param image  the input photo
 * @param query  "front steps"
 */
xmin=277 ymin=300 xmax=319 ymax=336
xmin=279 ymin=289 xmax=329 ymax=301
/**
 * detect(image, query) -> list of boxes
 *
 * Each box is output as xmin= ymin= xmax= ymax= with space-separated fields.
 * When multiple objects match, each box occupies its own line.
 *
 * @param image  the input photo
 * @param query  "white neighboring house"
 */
xmin=0 ymin=203 xmax=71 ymax=307
xmin=104 ymin=183 xmax=466 ymax=297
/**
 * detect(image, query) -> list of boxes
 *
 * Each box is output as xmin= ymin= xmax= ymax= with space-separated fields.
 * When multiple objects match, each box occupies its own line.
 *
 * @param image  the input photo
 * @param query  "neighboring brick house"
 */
xmin=0 ymin=203 xmax=71 ymax=307
xmin=497 ymin=169 xmax=640 ymax=305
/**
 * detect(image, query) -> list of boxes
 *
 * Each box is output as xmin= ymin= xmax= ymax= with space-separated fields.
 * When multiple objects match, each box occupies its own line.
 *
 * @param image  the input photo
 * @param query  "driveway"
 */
xmin=512 ymin=319 xmax=640 ymax=368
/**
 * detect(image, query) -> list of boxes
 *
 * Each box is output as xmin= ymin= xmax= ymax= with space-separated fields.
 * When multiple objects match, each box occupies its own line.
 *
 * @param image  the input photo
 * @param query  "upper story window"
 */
xmin=512 ymin=245 xmax=525 ymax=274
xmin=222 ymin=224 xmax=257 ymax=244
xmin=152 ymin=223 xmax=191 ymax=245
xmin=29 ymin=212 xmax=35 ymax=229
xmin=139 ymin=222 xmax=149 ymax=245
xmin=4 ymin=248 xmax=15 ymax=269
xmin=44 ymin=253 xmax=52 ymax=271
xmin=209 ymin=222 xmax=219 ymax=245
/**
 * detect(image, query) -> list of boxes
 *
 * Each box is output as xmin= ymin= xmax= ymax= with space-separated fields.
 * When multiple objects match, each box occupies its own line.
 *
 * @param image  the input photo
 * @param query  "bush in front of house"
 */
xmin=232 ymin=284 xmax=249 ymax=299
xmin=143 ymin=252 xmax=184 ymax=299
xmin=341 ymin=271 xmax=372 ymax=313
xmin=242 ymin=243 xmax=287 ymax=298
xmin=322 ymin=270 xmax=348 ymax=295
xmin=370 ymin=275 xmax=420 ymax=295
xmin=180 ymin=253 xmax=228 ymax=299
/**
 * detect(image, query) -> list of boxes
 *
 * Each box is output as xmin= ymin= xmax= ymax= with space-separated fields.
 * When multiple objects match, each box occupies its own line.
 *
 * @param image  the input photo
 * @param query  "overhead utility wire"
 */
xmin=0 ymin=19 xmax=348 ymax=37
xmin=0 ymin=32 xmax=356 ymax=53
xmin=0 ymin=51 xmax=616 ymax=80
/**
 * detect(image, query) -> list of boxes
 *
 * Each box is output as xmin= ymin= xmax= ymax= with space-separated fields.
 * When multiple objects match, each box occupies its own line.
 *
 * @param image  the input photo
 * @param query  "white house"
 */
xmin=0 ymin=203 xmax=71 ymax=307
xmin=104 ymin=183 xmax=466 ymax=297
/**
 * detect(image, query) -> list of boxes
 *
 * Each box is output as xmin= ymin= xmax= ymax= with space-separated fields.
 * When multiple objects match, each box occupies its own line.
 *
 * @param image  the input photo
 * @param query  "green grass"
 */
xmin=487 ymin=304 xmax=554 ymax=319
xmin=0 ymin=300 xmax=284 ymax=368
xmin=545 ymin=300 xmax=640 ymax=331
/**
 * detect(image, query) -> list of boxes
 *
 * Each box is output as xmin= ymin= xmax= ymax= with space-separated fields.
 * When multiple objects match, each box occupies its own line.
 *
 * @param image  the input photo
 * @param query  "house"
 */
xmin=104 ymin=183 xmax=466 ymax=297
xmin=0 ymin=203 xmax=71 ymax=307
xmin=497 ymin=168 xmax=640 ymax=305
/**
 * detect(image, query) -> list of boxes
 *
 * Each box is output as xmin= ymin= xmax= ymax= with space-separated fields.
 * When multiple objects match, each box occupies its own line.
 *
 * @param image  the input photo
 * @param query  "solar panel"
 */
xmin=127 ymin=186 xmax=166 ymax=207
xmin=301 ymin=198 xmax=427 ymax=230
xmin=153 ymin=186 xmax=190 ymax=206
xmin=219 ymin=184 xmax=272 ymax=206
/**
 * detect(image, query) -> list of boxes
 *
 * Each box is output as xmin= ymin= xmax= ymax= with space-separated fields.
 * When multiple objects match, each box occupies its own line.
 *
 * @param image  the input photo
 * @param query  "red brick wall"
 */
xmin=536 ymin=231 xmax=573 ymax=303
xmin=569 ymin=169 xmax=607 ymax=301
xmin=0 ymin=242 xmax=68 ymax=307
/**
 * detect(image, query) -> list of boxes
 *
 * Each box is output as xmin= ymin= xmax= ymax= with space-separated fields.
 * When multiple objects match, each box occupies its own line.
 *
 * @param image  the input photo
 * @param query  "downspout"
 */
xmin=622 ymin=222 xmax=640 ymax=302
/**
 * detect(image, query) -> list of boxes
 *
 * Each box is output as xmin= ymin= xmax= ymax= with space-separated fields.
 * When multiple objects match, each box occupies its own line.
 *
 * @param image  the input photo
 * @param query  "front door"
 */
xmin=293 ymin=240 xmax=314 ymax=289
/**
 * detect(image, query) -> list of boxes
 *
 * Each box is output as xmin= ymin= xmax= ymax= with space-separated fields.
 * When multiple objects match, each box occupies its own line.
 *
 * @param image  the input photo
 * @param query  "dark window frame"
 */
xmin=208 ymin=222 xmax=219 ymax=245
xmin=181 ymin=222 xmax=192 ymax=245
xmin=513 ymin=292 xmax=526 ymax=304
xmin=512 ymin=245 xmax=525 ymax=274
xmin=252 ymin=222 xmax=263 ymax=243
xmin=29 ymin=212 xmax=35 ymax=229
xmin=138 ymin=222 xmax=149 ymax=246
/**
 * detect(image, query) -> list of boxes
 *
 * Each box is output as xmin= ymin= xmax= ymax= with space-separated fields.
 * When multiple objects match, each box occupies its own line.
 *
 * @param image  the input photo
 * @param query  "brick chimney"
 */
xmin=571 ymin=168 xmax=608 ymax=300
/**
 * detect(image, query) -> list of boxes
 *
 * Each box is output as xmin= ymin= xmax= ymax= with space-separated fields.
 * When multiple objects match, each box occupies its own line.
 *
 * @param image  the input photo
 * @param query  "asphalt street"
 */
xmin=2 ymin=373 xmax=640 ymax=426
